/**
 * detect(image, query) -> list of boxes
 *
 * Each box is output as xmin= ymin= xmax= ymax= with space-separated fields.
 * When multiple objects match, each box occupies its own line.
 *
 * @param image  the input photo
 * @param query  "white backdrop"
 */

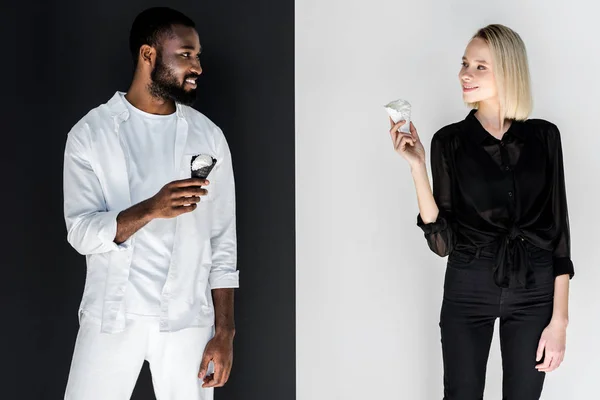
xmin=296 ymin=0 xmax=600 ymax=398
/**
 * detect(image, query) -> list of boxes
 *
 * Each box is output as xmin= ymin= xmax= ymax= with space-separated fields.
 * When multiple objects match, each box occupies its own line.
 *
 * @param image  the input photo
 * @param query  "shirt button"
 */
xmin=508 ymin=191 xmax=513 ymax=197
xmin=500 ymin=141 xmax=505 ymax=147
xmin=505 ymin=166 xmax=510 ymax=171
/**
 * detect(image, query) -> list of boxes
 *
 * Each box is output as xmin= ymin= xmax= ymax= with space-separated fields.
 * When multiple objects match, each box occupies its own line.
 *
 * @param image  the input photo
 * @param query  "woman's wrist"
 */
xmin=549 ymin=316 xmax=569 ymax=328
xmin=410 ymin=161 xmax=427 ymax=176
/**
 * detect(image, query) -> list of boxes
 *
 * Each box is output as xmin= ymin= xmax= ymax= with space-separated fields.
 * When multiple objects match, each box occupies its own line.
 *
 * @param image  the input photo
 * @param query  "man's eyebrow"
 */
xmin=179 ymin=45 xmax=202 ymax=52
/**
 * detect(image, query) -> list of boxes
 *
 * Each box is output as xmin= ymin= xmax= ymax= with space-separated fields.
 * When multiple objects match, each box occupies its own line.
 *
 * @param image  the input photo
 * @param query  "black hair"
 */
xmin=129 ymin=7 xmax=195 ymax=69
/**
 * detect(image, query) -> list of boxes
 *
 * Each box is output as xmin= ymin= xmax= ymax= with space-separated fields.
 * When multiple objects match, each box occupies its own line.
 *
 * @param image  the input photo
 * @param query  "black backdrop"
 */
xmin=2 ymin=1 xmax=295 ymax=399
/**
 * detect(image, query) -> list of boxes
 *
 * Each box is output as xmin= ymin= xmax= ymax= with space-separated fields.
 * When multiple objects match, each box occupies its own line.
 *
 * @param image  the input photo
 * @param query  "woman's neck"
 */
xmin=475 ymin=99 xmax=511 ymax=140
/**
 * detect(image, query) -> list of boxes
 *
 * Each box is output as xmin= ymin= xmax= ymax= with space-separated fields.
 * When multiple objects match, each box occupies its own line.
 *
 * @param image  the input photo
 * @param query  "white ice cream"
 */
xmin=384 ymin=99 xmax=411 ymax=133
xmin=191 ymin=154 xmax=213 ymax=171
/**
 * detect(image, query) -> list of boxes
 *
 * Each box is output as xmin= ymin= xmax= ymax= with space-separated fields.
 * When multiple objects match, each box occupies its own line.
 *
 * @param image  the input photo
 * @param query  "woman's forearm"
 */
xmin=411 ymin=163 xmax=440 ymax=224
xmin=551 ymin=274 xmax=570 ymax=327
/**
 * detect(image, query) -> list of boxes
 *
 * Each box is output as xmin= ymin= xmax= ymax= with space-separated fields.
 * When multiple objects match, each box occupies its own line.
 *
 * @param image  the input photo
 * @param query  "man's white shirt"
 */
xmin=63 ymin=91 xmax=238 ymax=333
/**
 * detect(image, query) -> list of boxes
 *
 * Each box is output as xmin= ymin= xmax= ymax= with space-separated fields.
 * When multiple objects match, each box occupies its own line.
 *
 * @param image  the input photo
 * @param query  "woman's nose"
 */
xmin=460 ymin=71 xmax=472 ymax=81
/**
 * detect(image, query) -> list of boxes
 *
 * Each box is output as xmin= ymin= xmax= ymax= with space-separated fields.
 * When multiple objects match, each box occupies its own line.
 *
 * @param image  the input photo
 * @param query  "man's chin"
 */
xmin=170 ymin=89 xmax=198 ymax=106
xmin=177 ymin=95 xmax=197 ymax=106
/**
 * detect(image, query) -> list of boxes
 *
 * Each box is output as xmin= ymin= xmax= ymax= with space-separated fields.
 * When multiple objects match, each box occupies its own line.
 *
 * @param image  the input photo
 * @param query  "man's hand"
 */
xmin=535 ymin=320 xmax=567 ymax=373
xmin=198 ymin=333 xmax=234 ymax=388
xmin=149 ymin=178 xmax=209 ymax=219
xmin=114 ymin=178 xmax=209 ymax=244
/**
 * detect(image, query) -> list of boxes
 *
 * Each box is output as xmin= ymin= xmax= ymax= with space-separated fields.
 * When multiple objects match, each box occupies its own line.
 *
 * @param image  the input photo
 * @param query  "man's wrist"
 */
xmin=138 ymin=198 xmax=156 ymax=221
xmin=214 ymin=326 xmax=236 ymax=339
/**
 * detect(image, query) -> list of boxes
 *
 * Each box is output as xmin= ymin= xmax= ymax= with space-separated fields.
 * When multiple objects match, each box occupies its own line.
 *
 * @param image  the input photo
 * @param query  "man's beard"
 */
xmin=148 ymin=53 xmax=198 ymax=106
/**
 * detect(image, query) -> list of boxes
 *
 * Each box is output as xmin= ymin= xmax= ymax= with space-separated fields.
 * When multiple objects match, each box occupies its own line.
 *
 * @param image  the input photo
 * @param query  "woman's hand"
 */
xmin=388 ymin=118 xmax=426 ymax=168
xmin=535 ymin=321 xmax=567 ymax=373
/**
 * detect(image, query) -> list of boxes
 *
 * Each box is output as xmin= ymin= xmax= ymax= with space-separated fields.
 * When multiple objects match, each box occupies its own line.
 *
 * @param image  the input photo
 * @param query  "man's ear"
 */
xmin=139 ymin=44 xmax=156 ymax=68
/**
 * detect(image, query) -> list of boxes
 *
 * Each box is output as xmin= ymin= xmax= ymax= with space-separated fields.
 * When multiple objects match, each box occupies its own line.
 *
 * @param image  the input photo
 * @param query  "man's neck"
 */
xmin=125 ymin=80 xmax=176 ymax=115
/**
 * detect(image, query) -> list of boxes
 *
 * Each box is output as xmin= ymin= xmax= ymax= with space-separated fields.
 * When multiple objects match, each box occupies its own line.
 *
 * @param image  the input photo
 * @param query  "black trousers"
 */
xmin=440 ymin=245 xmax=554 ymax=400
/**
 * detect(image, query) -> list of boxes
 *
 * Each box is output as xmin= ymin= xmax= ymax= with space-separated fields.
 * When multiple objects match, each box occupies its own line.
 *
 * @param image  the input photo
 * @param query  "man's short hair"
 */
xmin=129 ymin=7 xmax=195 ymax=69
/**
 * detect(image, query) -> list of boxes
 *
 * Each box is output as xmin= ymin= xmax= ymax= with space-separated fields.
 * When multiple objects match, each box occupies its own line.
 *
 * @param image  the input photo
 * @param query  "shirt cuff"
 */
xmin=416 ymin=213 xmax=448 ymax=235
xmin=98 ymin=210 xmax=133 ymax=252
xmin=553 ymin=257 xmax=574 ymax=279
xmin=209 ymin=269 xmax=240 ymax=289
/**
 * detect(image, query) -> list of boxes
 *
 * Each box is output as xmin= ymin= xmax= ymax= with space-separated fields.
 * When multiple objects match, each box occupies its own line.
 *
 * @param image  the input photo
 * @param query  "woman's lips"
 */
xmin=462 ymin=85 xmax=479 ymax=93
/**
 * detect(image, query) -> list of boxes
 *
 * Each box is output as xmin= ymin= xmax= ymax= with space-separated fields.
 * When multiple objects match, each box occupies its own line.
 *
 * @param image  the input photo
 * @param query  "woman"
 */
xmin=389 ymin=24 xmax=574 ymax=399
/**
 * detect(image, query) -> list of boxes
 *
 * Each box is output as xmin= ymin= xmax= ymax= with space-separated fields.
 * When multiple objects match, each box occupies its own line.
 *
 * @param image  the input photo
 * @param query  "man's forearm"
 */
xmin=212 ymin=288 xmax=235 ymax=337
xmin=551 ymin=274 xmax=570 ymax=326
xmin=114 ymin=199 xmax=155 ymax=244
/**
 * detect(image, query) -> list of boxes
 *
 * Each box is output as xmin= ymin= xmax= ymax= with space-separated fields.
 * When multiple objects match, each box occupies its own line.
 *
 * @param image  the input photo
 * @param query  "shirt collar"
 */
xmin=463 ymin=108 xmax=525 ymax=144
xmin=106 ymin=91 xmax=187 ymax=122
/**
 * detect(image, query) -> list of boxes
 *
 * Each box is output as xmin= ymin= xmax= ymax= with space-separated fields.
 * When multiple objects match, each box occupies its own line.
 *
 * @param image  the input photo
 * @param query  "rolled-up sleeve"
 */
xmin=63 ymin=123 xmax=131 ymax=255
xmin=416 ymin=133 xmax=456 ymax=257
xmin=208 ymin=129 xmax=239 ymax=289
xmin=549 ymin=125 xmax=575 ymax=279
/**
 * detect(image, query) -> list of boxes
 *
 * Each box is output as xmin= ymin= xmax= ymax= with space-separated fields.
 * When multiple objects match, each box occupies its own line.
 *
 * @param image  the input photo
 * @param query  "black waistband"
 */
xmin=454 ymin=227 xmax=553 ymax=289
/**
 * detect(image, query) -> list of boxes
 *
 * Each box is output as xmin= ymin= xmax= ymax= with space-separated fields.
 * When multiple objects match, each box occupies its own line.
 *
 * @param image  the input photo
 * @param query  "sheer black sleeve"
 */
xmin=417 ymin=132 xmax=456 ymax=257
xmin=549 ymin=125 xmax=575 ymax=278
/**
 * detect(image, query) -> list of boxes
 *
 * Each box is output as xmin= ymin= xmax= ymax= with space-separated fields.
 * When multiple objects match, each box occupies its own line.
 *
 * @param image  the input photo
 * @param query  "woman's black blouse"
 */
xmin=417 ymin=109 xmax=574 ymax=288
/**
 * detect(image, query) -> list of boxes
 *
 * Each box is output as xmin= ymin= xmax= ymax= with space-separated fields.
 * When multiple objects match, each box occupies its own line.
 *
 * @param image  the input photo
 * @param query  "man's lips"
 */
xmin=185 ymin=78 xmax=198 ymax=88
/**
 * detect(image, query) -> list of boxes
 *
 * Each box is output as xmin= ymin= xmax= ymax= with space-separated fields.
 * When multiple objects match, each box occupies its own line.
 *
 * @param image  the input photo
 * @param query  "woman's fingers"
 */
xmin=389 ymin=119 xmax=407 ymax=133
xmin=409 ymin=122 xmax=420 ymax=140
xmin=391 ymin=128 xmax=412 ymax=148
xmin=397 ymin=134 xmax=415 ymax=152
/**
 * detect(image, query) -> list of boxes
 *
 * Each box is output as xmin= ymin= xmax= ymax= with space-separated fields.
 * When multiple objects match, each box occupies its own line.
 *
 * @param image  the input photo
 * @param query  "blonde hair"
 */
xmin=468 ymin=24 xmax=532 ymax=121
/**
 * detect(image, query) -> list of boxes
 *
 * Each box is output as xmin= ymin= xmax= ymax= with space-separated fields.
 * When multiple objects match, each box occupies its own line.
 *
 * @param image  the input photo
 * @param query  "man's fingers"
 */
xmin=202 ymin=359 xmax=220 ymax=387
xmin=223 ymin=366 xmax=232 ymax=385
xmin=202 ymin=373 xmax=215 ymax=386
xmin=198 ymin=353 xmax=212 ymax=379
xmin=222 ymin=360 xmax=233 ymax=386
xmin=214 ymin=362 xmax=227 ymax=387
xmin=203 ymin=361 xmax=225 ymax=388
xmin=174 ymin=204 xmax=197 ymax=214
xmin=174 ymin=196 xmax=200 ymax=207
xmin=172 ymin=178 xmax=210 ymax=187
xmin=174 ymin=187 xmax=208 ymax=198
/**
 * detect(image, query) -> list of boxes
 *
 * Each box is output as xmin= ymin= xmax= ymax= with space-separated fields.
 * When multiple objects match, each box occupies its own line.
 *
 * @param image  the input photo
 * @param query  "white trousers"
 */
xmin=64 ymin=314 xmax=214 ymax=400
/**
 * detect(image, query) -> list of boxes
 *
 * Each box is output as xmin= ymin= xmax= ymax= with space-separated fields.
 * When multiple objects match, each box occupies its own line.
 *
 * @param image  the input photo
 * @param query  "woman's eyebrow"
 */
xmin=462 ymin=56 xmax=489 ymax=64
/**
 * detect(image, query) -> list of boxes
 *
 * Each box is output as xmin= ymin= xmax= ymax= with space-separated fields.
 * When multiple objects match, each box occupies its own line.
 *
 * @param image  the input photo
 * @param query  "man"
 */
xmin=63 ymin=7 xmax=238 ymax=400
